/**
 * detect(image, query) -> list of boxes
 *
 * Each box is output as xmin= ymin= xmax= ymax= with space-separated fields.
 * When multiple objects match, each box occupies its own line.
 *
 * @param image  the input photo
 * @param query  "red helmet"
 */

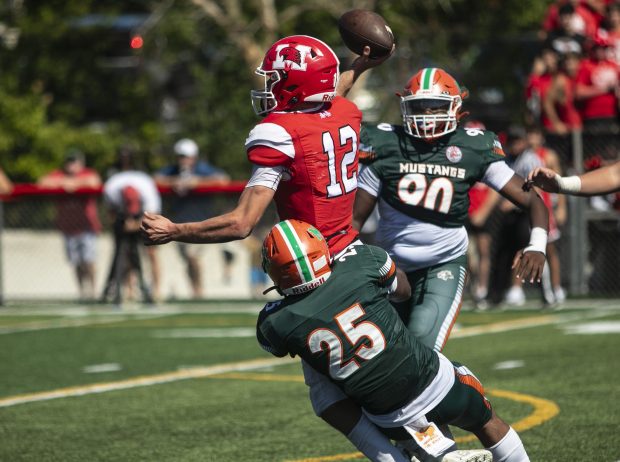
xmin=400 ymin=68 xmax=468 ymax=139
xmin=262 ymin=220 xmax=332 ymax=295
xmin=251 ymin=35 xmax=340 ymax=116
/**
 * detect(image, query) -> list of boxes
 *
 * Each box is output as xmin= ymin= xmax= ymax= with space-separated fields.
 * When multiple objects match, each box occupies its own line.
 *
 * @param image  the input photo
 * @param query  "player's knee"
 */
xmin=407 ymin=301 xmax=440 ymax=346
xmin=319 ymin=398 xmax=363 ymax=435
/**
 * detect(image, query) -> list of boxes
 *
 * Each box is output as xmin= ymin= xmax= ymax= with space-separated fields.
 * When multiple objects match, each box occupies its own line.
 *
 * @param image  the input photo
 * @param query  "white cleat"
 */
xmin=441 ymin=449 xmax=492 ymax=462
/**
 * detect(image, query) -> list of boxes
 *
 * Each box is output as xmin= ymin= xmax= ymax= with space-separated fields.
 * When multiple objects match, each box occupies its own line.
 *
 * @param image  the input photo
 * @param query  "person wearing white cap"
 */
xmin=154 ymin=138 xmax=230 ymax=298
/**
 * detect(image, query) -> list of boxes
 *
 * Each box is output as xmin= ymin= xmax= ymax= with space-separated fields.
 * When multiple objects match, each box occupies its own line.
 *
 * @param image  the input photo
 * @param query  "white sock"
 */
xmin=488 ymin=427 xmax=530 ymax=462
xmin=346 ymin=416 xmax=409 ymax=462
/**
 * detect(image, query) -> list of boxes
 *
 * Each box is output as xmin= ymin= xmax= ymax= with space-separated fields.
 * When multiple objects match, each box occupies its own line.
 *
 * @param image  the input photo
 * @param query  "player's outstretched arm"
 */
xmin=336 ymin=44 xmax=395 ymax=98
xmin=498 ymin=174 xmax=549 ymax=283
xmin=527 ymin=161 xmax=620 ymax=196
xmin=141 ymin=185 xmax=275 ymax=245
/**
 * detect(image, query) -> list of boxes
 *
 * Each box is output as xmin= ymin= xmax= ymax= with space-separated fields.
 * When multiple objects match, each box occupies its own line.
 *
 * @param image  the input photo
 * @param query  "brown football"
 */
xmin=338 ymin=9 xmax=394 ymax=58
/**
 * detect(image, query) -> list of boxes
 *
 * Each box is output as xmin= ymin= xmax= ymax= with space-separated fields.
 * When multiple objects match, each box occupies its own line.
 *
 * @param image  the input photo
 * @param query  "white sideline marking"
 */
xmin=0 ymin=357 xmax=295 ymax=408
xmin=82 ymin=363 xmax=122 ymax=374
xmin=0 ymin=313 xmax=174 ymax=335
xmin=151 ymin=328 xmax=255 ymax=338
xmin=494 ymin=360 xmax=525 ymax=370
xmin=563 ymin=321 xmax=620 ymax=335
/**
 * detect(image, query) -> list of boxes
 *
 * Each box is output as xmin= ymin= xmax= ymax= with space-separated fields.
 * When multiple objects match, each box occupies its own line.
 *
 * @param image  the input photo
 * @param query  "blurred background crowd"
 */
xmin=0 ymin=0 xmax=618 ymax=306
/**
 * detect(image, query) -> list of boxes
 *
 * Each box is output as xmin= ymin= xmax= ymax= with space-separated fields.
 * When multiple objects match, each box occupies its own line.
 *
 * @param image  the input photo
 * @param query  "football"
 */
xmin=338 ymin=9 xmax=394 ymax=58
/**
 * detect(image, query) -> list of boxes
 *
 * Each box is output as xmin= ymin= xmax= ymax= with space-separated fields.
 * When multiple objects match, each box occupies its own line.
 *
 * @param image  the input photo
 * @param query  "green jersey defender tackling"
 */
xmin=256 ymin=219 xmax=530 ymax=462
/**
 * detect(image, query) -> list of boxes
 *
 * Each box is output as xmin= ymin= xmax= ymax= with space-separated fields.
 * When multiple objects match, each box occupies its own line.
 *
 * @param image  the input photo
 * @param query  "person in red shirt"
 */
xmin=542 ymin=0 xmax=603 ymax=40
xmin=142 ymin=36 xmax=409 ymax=461
xmin=38 ymin=150 xmax=102 ymax=300
xmin=604 ymin=1 xmax=620 ymax=64
xmin=575 ymin=33 xmax=620 ymax=157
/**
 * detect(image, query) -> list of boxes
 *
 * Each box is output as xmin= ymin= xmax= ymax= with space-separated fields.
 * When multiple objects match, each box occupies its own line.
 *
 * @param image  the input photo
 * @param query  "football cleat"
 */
xmin=441 ymin=449 xmax=492 ymax=462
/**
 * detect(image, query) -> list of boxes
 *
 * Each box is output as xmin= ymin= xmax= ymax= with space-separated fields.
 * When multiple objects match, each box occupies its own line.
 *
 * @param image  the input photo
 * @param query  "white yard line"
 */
xmin=0 ymin=313 xmax=175 ymax=334
xmin=0 ymin=356 xmax=296 ymax=408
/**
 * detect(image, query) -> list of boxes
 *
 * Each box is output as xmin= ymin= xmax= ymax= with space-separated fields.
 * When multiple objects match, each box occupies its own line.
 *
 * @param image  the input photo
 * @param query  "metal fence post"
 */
xmin=0 ymin=199 xmax=4 ymax=306
xmin=567 ymin=130 xmax=587 ymax=295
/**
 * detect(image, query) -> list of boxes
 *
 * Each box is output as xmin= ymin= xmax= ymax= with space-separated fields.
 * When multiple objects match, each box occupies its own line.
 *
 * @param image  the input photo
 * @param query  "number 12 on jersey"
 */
xmin=323 ymin=125 xmax=358 ymax=198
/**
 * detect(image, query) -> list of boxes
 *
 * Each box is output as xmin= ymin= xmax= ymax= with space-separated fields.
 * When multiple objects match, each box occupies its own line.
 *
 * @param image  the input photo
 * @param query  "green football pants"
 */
xmin=392 ymin=254 xmax=468 ymax=351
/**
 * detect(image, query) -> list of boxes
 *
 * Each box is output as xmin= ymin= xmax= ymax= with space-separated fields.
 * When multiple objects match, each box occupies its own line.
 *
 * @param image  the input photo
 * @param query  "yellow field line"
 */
xmin=209 ymin=373 xmax=559 ymax=462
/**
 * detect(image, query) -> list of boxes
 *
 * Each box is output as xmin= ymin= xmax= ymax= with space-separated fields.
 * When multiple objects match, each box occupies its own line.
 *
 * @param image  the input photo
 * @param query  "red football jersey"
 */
xmin=245 ymin=96 xmax=362 ymax=254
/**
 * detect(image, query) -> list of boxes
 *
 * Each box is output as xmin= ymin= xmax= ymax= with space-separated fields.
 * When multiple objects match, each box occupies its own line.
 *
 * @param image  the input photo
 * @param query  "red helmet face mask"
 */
xmin=251 ymin=35 xmax=340 ymax=116
xmin=400 ymin=68 xmax=468 ymax=140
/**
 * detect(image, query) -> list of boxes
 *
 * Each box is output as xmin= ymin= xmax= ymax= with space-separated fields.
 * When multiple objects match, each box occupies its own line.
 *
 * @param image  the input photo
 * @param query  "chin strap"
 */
xmin=262 ymin=285 xmax=284 ymax=296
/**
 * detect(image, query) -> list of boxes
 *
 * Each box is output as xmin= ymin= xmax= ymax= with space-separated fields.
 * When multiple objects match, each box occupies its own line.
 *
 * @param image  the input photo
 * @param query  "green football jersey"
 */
xmin=257 ymin=244 xmax=439 ymax=415
xmin=361 ymin=123 xmax=507 ymax=227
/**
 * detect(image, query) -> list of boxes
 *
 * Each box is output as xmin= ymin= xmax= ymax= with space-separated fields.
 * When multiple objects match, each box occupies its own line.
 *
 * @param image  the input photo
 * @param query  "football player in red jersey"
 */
xmin=142 ymin=36 xmax=409 ymax=461
xmin=142 ymin=35 xmax=379 ymax=253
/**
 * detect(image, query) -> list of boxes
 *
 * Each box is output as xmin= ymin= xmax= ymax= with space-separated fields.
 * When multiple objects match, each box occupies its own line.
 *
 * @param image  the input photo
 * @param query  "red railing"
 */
xmin=1 ymin=181 xmax=248 ymax=199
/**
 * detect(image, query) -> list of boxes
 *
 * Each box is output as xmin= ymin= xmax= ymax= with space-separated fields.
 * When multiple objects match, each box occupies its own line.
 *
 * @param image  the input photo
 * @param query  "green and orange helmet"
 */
xmin=399 ymin=68 xmax=469 ymax=140
xmin=262 ymin=220 xmax=332 ymax=296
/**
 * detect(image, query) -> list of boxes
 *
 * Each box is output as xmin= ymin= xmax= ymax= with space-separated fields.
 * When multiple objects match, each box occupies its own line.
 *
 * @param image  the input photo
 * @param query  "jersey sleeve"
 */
xmin=357 ymin=165 xmax=382 ymax=197
xmin=366 ymin=245 xmax=397 ymax=289
xmin=359 ymin=122 xmax=395 ymax=164
xmin=256 ymin=303 xmax=288 ymax=358
xmin=245 ymin=123 xmax=295 ymax=167
xmin=471 ymin=130 xmax=508 ymax=177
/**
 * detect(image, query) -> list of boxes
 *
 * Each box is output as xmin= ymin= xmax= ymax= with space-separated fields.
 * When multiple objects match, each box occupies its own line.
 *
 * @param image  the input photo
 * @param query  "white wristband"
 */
xmin=556 ymin=174 xmax=581 ymax=194
xmin=523 ymin=227 xmax=548 ymax=255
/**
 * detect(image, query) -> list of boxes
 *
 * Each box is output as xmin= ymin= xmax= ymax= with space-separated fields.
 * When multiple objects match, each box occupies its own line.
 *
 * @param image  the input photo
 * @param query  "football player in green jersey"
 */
xmin=257 ymin=220 xmax=530 ymax=462
xmin=351 ymin=68 xmax=549 ymax=351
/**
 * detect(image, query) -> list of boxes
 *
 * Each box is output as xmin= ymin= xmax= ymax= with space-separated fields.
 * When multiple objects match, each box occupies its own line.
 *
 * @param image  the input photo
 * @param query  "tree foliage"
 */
xmin=0 ymin=0 xmax=554 ymax=181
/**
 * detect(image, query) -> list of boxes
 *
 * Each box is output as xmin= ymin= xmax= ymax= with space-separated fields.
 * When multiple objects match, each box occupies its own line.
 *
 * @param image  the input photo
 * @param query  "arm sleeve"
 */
xmin=357 ymin=166 xmax=382 ymax=197
xmin=367 ymin=245 xmax=397 ymax=291
xmin=256 ymin=307 xmax=288 ymax=358
xmin=245 ymin=123 xmax=295 ymax=167
xmin=245 ymin=165 xmax=285 ymax=191
xmin=481 ymin=161 xmax=516 ymax=191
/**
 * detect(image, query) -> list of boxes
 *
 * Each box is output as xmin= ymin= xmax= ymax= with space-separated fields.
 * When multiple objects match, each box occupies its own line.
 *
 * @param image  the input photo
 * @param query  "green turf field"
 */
xmin=0 ymin=300 xmax=618 ymax=461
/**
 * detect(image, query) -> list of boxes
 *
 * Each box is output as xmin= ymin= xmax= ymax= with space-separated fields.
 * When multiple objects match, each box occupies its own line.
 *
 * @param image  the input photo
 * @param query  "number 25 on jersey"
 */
xmin=307 ymin=303 xmax=386 ymax=379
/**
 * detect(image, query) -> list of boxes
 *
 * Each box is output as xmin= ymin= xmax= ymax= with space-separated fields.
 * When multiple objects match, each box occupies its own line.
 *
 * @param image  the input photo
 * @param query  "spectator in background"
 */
xmin=491 ymin=127 xmax=553 ymax=307
xmin=603 ymin=1 xmax=620 ymax=64
xmin=525 ymin=47 xmax=560 ymax=126
xmin=575 ymin=33 xmax=620 ymax=159
xmin=542 ymin=0 xmax=602 ymax=41
xmin=0 ymin=167 xmax=13 ymax=195
xmin=527 ymin=127 xmax=568 ymax=304
xmin=544 ymin=3 xmax=587 ymax=55
xmin=38 ymin=150 xmax=102 ymax=301
xmin=102 ymin=147 xmax=161 ymax=303
xmin=463 ymin=121 xmax=501 ymax=310
xmin=542 ymin=51 xmax=582 ymax=160
xmin=154 ymin=138 xmax=230 ymax=299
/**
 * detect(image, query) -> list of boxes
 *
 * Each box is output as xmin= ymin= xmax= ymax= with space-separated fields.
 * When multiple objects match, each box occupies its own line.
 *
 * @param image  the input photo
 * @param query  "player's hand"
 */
xmin=525 ymin=167 xmax=560 ymax=193
xmin=141 ymin=212 xmax=178 ymax=246
xmin=511 ymin=248 xmax=546 ymax=283
xmin=351 ymin=44 xmax=395 ymax=72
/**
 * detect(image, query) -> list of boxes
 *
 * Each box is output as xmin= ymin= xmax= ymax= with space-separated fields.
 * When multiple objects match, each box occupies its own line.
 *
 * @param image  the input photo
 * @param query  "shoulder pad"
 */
xmin=451 ymin=127 xmax=498 ymax=152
